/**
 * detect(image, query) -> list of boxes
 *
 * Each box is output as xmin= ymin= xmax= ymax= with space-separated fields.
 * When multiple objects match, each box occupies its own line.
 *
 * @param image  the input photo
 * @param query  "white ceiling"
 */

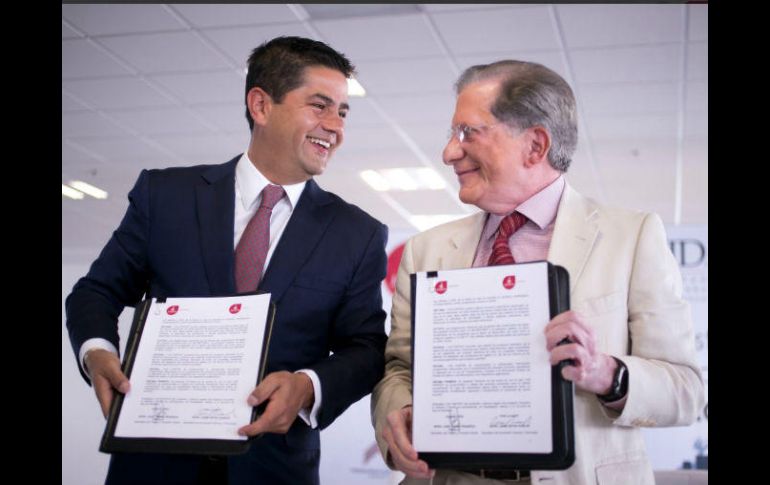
xmin=62 ymin=3 xmax=708 ymax=261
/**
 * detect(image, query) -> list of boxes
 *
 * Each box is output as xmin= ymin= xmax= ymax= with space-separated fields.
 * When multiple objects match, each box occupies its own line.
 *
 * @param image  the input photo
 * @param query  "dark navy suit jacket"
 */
xmin=66 ymin=156 xmax=388 ymax=484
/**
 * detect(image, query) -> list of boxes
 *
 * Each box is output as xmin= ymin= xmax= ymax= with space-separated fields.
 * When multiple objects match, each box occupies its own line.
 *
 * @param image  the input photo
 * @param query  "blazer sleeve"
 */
xmin=310 ymin=222 xmax=389 ymax=430
xmin=371 ymin=236 xmax=416 ymax=465
xmin=65 ymin=170 xmax=153 ymax=382
xmin=607 ymin=212 xmax=705 ymax=427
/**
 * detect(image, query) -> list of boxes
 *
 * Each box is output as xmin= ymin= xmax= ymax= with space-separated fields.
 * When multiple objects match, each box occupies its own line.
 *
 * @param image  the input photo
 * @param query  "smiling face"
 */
xmin=248 ymin=66 xmax=349 ymax=184
xmin=442 ymin=79 xmax=537 ymax=214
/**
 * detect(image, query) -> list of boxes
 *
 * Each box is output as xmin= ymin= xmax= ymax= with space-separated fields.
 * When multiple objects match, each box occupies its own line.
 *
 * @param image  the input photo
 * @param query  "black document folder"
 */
xmin=100 ymin=294 xmax=276 ymax=456
xmin=410 ymin=261 xmax=574 ymax=470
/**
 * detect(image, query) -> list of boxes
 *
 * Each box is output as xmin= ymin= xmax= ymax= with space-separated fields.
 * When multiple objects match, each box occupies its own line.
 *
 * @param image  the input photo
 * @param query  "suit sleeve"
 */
xmin=371 ymin=237 xmax=416 ymax=465
xmin=608 ymin=213 xmax=705 ymax=427
xmin=310 ymin=222 xmax=389 ymax=430
xmin=65 ymin=170 xmax=153 ymax=382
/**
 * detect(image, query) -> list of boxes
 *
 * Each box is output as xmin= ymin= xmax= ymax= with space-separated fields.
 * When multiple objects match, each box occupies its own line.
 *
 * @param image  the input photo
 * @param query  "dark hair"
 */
xmin=456 ymin=60 xmax=577 ymax=172
xmin=244 ymin=36 xmax=355 ymax=131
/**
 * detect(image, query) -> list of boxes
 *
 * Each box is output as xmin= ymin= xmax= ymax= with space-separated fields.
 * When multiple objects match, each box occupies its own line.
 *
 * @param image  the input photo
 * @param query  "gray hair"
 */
xmin=455 ymin=60 xmax=577 ymax=172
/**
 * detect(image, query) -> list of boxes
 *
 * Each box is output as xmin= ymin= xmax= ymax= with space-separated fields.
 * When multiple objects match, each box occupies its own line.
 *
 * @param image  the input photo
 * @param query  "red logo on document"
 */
xmin=166 ymin=305 xmax=179 ymax=315
xmin=502 ymin=275 xmax=516 ymax=290
xmin=229 ymin=304 xmax=242 ymax=314
xmin=435 ymin=280 xmax=447 ymax=294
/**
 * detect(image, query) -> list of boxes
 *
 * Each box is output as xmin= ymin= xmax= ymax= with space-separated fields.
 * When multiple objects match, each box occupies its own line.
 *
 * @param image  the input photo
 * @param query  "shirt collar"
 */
xmin=482 ymin=174 xmax=566 ymax=240
xmin=235 ymin=152 xmax=306 ymax=211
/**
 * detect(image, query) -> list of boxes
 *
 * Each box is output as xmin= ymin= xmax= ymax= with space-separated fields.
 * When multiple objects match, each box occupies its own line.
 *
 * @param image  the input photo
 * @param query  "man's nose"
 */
xmin=442 ymin=137 xmax=463 ymax=165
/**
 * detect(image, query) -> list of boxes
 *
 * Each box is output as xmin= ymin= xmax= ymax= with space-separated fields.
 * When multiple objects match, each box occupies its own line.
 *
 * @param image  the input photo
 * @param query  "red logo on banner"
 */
xmin=385 ymin=243 xmax=406 ymax=294
xmin=435 ymin=280 xmax=447 ymax=294
xmin=229 ymin=304 xmax=242 ymax=314
xmin=503 ymin=275 xmax=516 ymax=289
xmin=166 ymin=305 xmax=179 ymax=315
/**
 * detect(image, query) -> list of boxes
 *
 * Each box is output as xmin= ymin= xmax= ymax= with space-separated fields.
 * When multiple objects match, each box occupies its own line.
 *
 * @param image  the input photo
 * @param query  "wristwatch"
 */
xmin=598 ymin=357 xmax=628 ymax=403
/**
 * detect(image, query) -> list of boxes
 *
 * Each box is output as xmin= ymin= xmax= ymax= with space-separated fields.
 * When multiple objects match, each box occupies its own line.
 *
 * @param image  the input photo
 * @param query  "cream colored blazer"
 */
xmin=372 ymin=184 xmax=704 ymax=485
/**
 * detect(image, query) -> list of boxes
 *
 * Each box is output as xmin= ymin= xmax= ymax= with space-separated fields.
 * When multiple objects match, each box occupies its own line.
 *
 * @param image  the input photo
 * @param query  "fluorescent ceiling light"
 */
xmin=409 ymin=214 xmax=467 ymax=232
xmin=360 ymin=167 xmax=447 ymax=191
xmin=360 ymin=170 xmax=390 ymax=191
xmin=383 ymin=168 xmax=419 ymax=191
xmin=415 ymin=167 xmax=447 ymax=190
xmin=68 ymin=180 xmax=108 ymax=199
xmin=347 ymin=78 xmax=366 ymax=97
xmin=62 ymin=184 xmax=84 ymax=200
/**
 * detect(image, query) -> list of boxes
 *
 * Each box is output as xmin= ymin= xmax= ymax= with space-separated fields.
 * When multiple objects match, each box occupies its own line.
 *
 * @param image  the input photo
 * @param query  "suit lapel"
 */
xmin=547 ymin=184 xmax=600 ymax=294
xmin=445 ymin=212 xmax=487 ymax=269
xmin=196 ymin=158 xmax=238 ymax=295
xmin=259 ymin=179 xmax=334 ymax=303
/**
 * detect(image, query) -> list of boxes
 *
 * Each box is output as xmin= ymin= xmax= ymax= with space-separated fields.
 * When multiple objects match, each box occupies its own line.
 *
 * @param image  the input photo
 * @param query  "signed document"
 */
xmin=101 ymin=294 xmax=274 ymax=455
xmin=411 ymin=261 xmax=574 ymax=468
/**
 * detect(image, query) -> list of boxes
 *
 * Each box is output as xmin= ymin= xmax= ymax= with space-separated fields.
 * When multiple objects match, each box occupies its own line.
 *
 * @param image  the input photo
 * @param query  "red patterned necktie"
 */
xmin=487 ymin=211 xmax=528 ymax=266
xmin=234 ymin=184 xmax=285 ymax=293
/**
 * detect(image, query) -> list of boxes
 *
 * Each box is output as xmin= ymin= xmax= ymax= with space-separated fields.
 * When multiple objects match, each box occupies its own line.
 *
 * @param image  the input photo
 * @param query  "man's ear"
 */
xmin=525 ymin=126 xmax=551 ymax=167
xmin=247 ymin=87 xmax=273 ymax=127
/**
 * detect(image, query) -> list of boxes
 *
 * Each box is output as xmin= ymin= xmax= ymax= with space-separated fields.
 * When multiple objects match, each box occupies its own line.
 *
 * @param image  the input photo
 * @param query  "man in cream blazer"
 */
xmin=372 ymin=60 xmax=704 ymax=485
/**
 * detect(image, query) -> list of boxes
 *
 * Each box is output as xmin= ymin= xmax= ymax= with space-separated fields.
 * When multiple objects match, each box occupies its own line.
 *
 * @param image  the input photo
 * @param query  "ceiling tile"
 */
xmin=173 ymin=4 xmax=298 ymax=27
xmin=192 ymin=104 xmax=251 ymax=133
xmin=455 ymin=51 xmax=568 ymax=81
xmin=355 ymin=57 xmax=456 ymax=96
xmin=580 ymin=82 xmax=678 ymax=116
xmin=432 ymin=6 xmax=559 ymax=56
xmin=147 ymin=133 xmax=246 ymax=164
xmin=150 ymin=71 xmax=244 ymax=105
xmin=62 ymin=4 xmax=184 ymax=37
xmin=376 ymin=93 xmax=456 ymax=125
xmin=558 ymin=4 xmax=681 ymax=48
xmin=334 ymin=146 xmax=426 ymax=170
xmin=340 ymin=124 xmax=410 ymax=155
xmin=106 ymin=107 xmax=216 ymax=136
xmin=685 ymin=81 xmax=707 ymax=113
xmin=684 ymin=112 xmax=707 ymax=140
xmin=593 ymin=139 xmax=677 ymax=168
xmin=421 ymin=4 xmax=527 ymax=13
xmin=304 ymin=4 xmax=420 ymax=19
xmin=68 ymin=135 xmax=182 ymax=166
xmin=398 ymin=122 xmax=453 ymax=165
xmin=99 ymin=32 xmax=231 ymax=74
xmin=315 ymin=14 xmax=443 ymax=61
xmin=62 ymin=111 xmax=132 ymax=138
xmin=62 ymin=91 xmax=89 ymax=112
xmin=63 ymin=39 xmax=133 ymax=79
xmin=687 ymin=42 xmax=707 ymax=81
xmin=62 ymin=139 xmax=105 ymax=165
xmin=63 ymin=78 xmax=175 ymax=110
xmin=571 ymin=45 xmax=680 ymax=84
xmin=589 ymin=114 xmax=678 ymax=141
xmin=688 ymin=5 xmax=708 ymax=41
xmin=202 ymin=23 xmax=315 ymax=67
xmin=346 ymin=98 xmax=391 ymax=127
xmin=62 ymin=20 xmax=80 ymax=39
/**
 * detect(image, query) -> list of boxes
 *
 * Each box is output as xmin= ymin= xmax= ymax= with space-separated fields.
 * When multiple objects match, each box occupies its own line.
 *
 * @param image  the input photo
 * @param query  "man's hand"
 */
xmin=382 ymin=406 xmax=435 ymax=479
xmin=238 ymin=371 xmax=314 ymax=436
xmin=545 ymin=310 xmax=617 ymax=395
xmin=84 ymin=349 xmax=130 ymax=418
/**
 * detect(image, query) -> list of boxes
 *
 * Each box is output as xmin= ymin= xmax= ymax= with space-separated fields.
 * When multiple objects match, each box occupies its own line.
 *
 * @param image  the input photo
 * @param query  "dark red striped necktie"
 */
xmin=234 ymin=184 xmax=285 ymax=293
xmin=487 ymin=211 xmax=528 ymax=266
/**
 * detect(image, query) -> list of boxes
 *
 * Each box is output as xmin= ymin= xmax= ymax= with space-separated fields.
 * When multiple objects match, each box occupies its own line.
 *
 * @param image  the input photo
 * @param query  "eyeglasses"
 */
xmin=447 ymin=122 xmax=504 ymax=143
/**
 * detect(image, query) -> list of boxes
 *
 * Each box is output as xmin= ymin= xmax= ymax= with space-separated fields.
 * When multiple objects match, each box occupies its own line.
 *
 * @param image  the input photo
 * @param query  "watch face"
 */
xmin=599 ymin=358 xmax=627 ymax=402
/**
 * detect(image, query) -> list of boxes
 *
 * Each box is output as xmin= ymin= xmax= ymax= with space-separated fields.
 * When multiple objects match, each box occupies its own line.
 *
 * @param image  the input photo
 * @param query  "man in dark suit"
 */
xmin=66 ymin=36 xmax=388 ymax=485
